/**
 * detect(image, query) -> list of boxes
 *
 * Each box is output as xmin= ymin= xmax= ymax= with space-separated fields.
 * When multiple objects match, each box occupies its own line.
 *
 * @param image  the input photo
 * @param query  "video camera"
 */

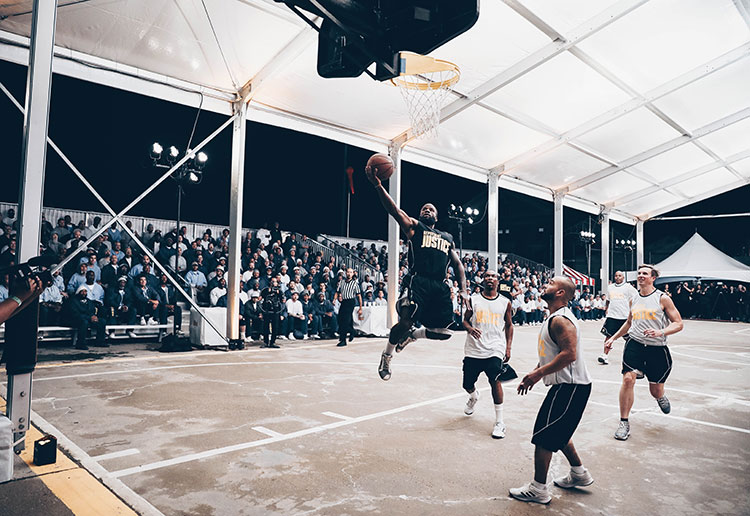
xmin=0 ymin=255 xmax=57 ymax=290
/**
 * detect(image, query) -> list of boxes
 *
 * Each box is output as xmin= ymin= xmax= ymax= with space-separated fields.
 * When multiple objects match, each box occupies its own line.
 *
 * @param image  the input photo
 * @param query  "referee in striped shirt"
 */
xmin=336 ymin=268 xmax=363 ymax=347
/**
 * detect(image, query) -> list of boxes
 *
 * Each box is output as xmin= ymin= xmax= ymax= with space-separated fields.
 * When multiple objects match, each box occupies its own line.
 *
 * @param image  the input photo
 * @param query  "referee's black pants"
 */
xmin=338 ymin=298 xmax=356 ymax=344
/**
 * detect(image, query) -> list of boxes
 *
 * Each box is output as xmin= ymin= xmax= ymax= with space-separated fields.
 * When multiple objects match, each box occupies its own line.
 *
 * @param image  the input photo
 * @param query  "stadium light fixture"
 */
xmin=150 ymin=142 xmax=163 ymax=160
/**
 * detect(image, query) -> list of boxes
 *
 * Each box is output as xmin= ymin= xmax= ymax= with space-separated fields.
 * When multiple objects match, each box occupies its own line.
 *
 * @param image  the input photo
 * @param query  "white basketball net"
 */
xmin=393 ymin=69 xmax=457 ymax=139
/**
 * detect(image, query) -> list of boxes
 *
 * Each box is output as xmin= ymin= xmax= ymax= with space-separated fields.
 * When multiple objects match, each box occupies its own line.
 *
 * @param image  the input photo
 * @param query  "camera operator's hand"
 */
xmin=16 ymin=276 xmax=43 ymax=303
xmin=0 ymin=275 xmax=43 ymax=325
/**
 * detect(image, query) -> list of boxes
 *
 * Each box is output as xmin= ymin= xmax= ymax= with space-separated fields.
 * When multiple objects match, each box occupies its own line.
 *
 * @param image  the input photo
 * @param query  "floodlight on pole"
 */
xmin=150 ymin=142 xmax=163 ymax=160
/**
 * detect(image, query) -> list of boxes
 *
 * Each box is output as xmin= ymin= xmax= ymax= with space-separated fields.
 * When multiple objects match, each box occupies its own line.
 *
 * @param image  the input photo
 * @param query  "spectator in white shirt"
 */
xmin=284 ymin=291 xmax=306 ymax=339
xmin=210 ymin=278 xmax=227 ymax=307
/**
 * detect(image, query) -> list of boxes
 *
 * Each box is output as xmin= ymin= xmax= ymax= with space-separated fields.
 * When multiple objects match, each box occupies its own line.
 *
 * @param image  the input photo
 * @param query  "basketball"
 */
xmin=366 ymin=153 xmax=395 ymax=182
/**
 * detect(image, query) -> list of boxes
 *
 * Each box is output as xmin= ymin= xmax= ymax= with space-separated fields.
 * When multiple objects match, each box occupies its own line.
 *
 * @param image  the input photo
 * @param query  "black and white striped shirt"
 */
xmin=337 ymin=278 xmax=361 ymax=301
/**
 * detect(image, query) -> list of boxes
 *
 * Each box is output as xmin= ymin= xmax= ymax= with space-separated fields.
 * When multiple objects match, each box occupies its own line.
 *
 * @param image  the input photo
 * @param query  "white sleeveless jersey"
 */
xmin=628 ymin=289 xmax=668 ymax=346
xmin=538 ymin=307 xmax=591 ymax=386
xmin=606 ymin=281 xmax=637 ymax=319
xmin=464 ymin=293 xmax=510 ymax=359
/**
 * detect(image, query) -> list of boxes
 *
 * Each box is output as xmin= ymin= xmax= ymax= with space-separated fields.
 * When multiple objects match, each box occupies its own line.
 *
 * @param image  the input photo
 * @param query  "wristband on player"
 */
xmin=10 ymin=296 xmax=23 ymax=307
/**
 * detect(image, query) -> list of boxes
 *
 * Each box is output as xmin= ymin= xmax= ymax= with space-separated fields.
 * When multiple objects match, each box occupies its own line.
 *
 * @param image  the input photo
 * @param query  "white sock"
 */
xmin=531 ymin=480 xmax=547 ymax=491
xmin=469 ymin=390 xmax=479 ymax=400
xmin=571 ymin=465 xmax=586 ymax=475
xmin=494 ymin=404 xmax=503 ymax=424
xmin=412 ymin=327 xmax=426 ymax=339
xmin=384 ymin=343 xmax=395 ymax=355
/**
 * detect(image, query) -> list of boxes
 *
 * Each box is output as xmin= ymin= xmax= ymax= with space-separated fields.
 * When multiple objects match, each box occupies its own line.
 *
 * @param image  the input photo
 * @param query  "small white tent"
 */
xmin=654 ymin=233 xmax=750 ymax=283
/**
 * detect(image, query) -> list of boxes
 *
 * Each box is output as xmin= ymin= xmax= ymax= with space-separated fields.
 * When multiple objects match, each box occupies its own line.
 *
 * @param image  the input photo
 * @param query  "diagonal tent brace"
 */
xmin=0 ymin=80 xmax=237 ymax=346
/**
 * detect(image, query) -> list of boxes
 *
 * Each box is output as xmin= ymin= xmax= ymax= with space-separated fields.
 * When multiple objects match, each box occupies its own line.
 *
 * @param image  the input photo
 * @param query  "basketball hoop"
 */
xmin=391 ymin=52 xmax=460 ymax=139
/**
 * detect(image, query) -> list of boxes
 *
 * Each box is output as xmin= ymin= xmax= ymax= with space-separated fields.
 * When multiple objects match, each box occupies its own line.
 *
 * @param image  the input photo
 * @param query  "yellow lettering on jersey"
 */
xmin=631 ymin=304 xmax=658 ymax=321
xmin=538 ymin=334 xmax=546 ymax=357
xmin=475 ymin=310 xmax=501 ymax=326
xmin=421 ymin=231 xmax=450 ymax=254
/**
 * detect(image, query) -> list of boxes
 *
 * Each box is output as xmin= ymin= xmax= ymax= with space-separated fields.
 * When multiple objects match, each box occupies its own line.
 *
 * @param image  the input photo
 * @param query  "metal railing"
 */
xmin=289 ymin=232 xmax=377 ymax=282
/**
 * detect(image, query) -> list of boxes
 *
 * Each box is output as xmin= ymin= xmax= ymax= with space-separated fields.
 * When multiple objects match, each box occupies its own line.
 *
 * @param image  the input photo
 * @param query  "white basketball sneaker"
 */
xmin=464 ymin=391 xmax=480 ymax=415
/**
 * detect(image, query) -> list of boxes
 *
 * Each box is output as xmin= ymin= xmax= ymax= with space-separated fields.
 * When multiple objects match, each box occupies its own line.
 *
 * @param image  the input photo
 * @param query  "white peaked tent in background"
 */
xmin=654 ymin=233 xmax=750 ymax=282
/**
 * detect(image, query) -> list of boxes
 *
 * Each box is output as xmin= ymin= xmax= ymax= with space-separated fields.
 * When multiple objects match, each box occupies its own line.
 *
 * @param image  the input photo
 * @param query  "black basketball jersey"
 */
xmin=409 ymin=221 xmax=454 ymax=281
xmin=499 ymin=280 xmax=513 ymax=301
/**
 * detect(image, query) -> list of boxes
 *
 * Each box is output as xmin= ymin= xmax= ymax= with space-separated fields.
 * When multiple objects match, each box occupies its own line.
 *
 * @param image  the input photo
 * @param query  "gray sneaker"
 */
xmin=657 ymin=395 xmax=671 ymax=414
xmin=554 ymin=469 xmax=594 ymax=489
xmin=378 ymin=353 xmax=392 ymax=381
xmin=614 ymin=420 xmax=630 ymax=441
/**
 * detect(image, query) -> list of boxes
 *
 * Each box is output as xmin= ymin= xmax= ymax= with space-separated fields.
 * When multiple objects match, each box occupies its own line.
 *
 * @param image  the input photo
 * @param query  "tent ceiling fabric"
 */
xmin=1 ymin=0 xmax=749 ymax=223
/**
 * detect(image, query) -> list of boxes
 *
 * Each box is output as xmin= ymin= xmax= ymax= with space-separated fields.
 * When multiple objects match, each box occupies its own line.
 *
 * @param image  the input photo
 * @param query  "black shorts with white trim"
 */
xmin=601 ymin=317 xmax=627 ymax=338
xmin=621 ymin=337 xmax=673 ymax=383
xmin=531 ymin=383 xmax=591 ymax=452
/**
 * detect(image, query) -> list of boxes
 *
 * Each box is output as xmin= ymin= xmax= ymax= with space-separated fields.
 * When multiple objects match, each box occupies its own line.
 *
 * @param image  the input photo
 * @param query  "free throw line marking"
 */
xmin=322 ymin=411 xmax=352 ymax=420
xmin=91 ymin=448 xmax=141 ymax=461
xmin=110 ymin=390 xmax=468 ymax=478
xmin=252 ymin=426 xmax=284 ymax=438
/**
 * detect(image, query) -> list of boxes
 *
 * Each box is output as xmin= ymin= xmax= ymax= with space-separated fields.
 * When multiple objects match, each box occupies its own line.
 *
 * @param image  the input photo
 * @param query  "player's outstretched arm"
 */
xmin=365 ymin=165 xmax=417 ymax=239
xmin=605 ymin=311 xmax=632 ymax=352
xmin=449 ymin=249 xmax=469 ymax=306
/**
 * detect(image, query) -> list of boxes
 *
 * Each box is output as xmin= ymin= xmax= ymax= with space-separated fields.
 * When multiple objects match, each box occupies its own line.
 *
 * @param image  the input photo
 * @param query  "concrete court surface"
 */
xmin=2 ymin=319 xmax=749 ymax=516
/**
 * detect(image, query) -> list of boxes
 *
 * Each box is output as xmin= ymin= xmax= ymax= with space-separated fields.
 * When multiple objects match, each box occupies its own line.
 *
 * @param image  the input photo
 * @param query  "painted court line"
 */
xmin=592 ymin=378 xmax=750 ymax=406
xmin=31 ymin=361 xmax=458 ymax=382
xmin=91 ymin=448 xmax=141 ymax=462
xmin=30 ymin=411 xmax=164 ymax=516
xmin=252 ymin=426 xmax=284 ymax=438
xmin=110 ymin=390 xmax=468 ymax=478
xmin=322 ymin=411 xmax=352 ymax=420
xmin=669 ymin=350 xmax=750 ymax=366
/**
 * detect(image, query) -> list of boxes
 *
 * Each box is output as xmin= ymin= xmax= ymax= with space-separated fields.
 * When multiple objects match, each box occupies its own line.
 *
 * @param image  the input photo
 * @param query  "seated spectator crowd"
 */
xmin=1 ymin=210 xmax=746 ymax=351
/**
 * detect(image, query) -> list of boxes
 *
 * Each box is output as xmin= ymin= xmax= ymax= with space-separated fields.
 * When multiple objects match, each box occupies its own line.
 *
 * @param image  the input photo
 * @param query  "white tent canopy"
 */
xmin=654 ymin=233 xmax=750 ymax=283
xmin=1 ymin=0 xmax=749 ymax=224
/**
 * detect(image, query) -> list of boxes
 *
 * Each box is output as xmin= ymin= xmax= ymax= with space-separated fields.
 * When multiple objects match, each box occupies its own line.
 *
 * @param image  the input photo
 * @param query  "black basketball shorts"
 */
xmin=622 ymin=338 xmax=673 ymax=383
xmin=399 ymin=275 xmax=453 ymax=329
xmin=600 ymin=317 xmax=627 ymax=338
xmin=462 ymin=356 xmax=504 ymax=390
xmin=531 ymin=383 xmax=591 ymax=452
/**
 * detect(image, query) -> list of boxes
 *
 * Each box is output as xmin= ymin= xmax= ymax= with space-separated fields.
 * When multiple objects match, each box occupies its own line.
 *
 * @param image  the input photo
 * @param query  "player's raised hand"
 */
xmin=364 ymin=165 xmax=380 ymax=187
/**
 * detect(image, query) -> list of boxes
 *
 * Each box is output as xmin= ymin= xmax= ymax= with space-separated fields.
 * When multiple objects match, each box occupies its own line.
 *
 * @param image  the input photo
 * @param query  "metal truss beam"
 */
xmin=393 ymin=0 xmax=649 ymax=142
xmin=0 ymin=81 xmax=234 ymax=344
xmin=565 ymin=107 xmax=750 ymax=192
xmin=491 ymin=43 xmax=750 ymax=174
xmin=645 ymin=178 xmax=750 ymax=219
xmin=610 ymin=148 xmax=750 ymax=207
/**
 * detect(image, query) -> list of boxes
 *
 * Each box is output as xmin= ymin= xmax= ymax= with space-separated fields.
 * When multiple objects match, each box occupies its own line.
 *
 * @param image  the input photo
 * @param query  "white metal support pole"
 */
xmin=488 ymin=170 xmax=499 ymax=269
xmin=226 ymin=100 xmax=247 ymax=342
xmin=553 ymin=192 xmax=564 ymax=276
xmin=600 ymin=210 xmax=610 ymax=295
xmin=636 ymin=220 xmax=645 ymax=266
xmin=7 ymin=0 xmax=58 ymax=454
xmin=387 ymin=142 xmax=403 ymax=327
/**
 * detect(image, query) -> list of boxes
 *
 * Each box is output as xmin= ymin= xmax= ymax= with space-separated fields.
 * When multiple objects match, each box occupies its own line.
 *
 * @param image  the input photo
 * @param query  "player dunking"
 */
xmin=364 ymin=164 xmax=468 ymax=381
xmin=605 ymin=264 xmax=683 ymax=440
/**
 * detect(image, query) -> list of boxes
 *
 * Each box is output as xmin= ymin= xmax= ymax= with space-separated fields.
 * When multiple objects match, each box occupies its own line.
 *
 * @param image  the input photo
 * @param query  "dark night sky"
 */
xmin=1 ymin=58 xmax=748 ymax=274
